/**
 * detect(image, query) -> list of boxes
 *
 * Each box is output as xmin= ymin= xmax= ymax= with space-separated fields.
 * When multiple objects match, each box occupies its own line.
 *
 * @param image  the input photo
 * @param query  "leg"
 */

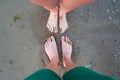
xmin=31 ymin=0 xmax=58 ymax=12
xmin=60 ymin=0 xmax=95 ymax=15
xmin=44 ymin=36 xmax=60 ymax=76
xmin=31 ymin=0 xmax=59 ymax=33
xmin=24 ymin=36 xmax=60 ymax=80
xmin=61 ymin=36 xmax=77 ymax=71
xmin=61 ymin=36 xmax=117 ymax=80
xmin=61 ymin=37 xmax=117 ymax=80
xmin=59 ymin=0 xmax=96 ymax=33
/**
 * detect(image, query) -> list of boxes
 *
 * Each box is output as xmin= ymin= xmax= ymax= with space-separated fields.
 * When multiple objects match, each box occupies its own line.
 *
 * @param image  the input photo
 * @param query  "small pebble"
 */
xmin=8 ymin=60 xmax=13 ymax=65
xmin=24 ymin=47 xmax=28 ymax=50
xmin=106 ymin=9 xmax=110 ymax=13
xmin=87 ymin=19 xmax=90 ymax=22
xmin=87 ymin=65 xmax=91 ymax=67
xmin=114 ymin=39 xmax=117 ymax=42
xmin=112 ymin=61 xmax=116 ymax=65
xmin=116 ymin=49 xmax=119 ymax=51
xmin=13 ymin=16 xmax=21 ymax=22
xmin=116 ymin=9 xmax=119 ymax=12
xmin=80 ymin=10 xmax=83 ymax=12
xmin=77 ymin=40 xmax=79 ymax=43
xmin=80 ymin=13 xmax=84 ymax=16
xmin=113 ymin=20 xmax=116 ymax=24
xmin=95 ymin=23 xmax=98 ymax=26
xmin=21 ymin=25 xmax=24 ymax=28
xmin=10 ymin=24 xmax=13 ymax=27
xmin=113 ymin=0 xmax=116 ymax=3
xmin=102 ymin=40 xmax=104 ymax=42
xmin=77 ymin=47 xmax=80 ymax=49
xmin=108 ymin=0 xmax=110 ymax=2
xmin=109 ymin=16 xmax=112 ymax=20
xmin=93 ymin=14 xmax=96 ymax=18
xmin=115 ymin=55 xmax=118 ymax=59
xmin=90 ymin=61 xmax=93 ymax=64
xmin=111 ymin=53 xmax=114 ymax=56
xmin=112 ymin=11 xmax=115 ymax=14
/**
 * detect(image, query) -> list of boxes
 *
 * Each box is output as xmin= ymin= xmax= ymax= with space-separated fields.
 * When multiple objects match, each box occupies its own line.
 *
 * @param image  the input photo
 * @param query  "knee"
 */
xmin=30 ymin=0 xmax=44 ymax=5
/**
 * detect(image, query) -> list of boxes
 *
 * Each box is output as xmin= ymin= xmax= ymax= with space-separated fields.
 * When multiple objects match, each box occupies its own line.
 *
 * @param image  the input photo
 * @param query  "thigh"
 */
xmin=24 ymin=69 xmax=61 ymax=80
xmin=63 ymin=66 xmax=117 ymax=80
xmin=31 ymin=0 xmax=58 ymax=9
xmin=61 ymin=0 xmax=95 ymax=12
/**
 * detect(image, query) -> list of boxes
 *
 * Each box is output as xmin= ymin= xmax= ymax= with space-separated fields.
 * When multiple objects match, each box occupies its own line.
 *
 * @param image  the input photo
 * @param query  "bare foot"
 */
xmin=46 ymin=12 xmax=58 ymax=33
xmin=60 ymin=14 xmax=68 ymax=33
xmin=61 ymin=36 xmax=72 ymax=67
xmin=44 ymin=36 xmax=59 ymax=62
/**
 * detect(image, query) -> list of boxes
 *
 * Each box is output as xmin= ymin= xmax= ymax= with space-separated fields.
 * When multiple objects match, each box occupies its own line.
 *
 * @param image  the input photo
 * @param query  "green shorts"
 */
xmin=24 ymin=66 xmax=117 ymax=80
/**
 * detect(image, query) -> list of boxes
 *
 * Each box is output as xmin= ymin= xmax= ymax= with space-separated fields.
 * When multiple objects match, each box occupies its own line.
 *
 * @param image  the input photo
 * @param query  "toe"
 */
xmin=50 ymin=36 xmax=53 ymax=42
xmin=51 ymin=27 xmax=54 ymax=33
xmin=66 ymin=36 xmax=69 ymax=42
xmin=65 ymin=36 xmax=68 ymax=42
xmin=60 ymin=26 xmax=66 ymax=34
xmin=49 ymin=27 xmax=52 ymax=32
xmin=66 ymin=36 xmax=72 ymax=45
xmin=60 ymin=27 xmax=64 ymax=33
xmin=51 ymin=36 xmax=56 ymax=44
xmin=54 ymin=27 xmax=58 ymax=33
xmin=61 ymin=30 xmax=64 ymax=33
xmin=47 ymin=24 xmax=50 ymax=30
xmin=61 ymin=36 xmax=65 ymax=42
xmin=51 ymin=36 xmax=55 ymax=41
xmin=44 ymin=42 xmax=47 ymax=48
xmin=48 ymin=37 xmax=51 ymax=42
xmin=46 ymin=40 xmax=49 ymax=47
xmin=61 ymin=27 xmax=68 ymax=33
xmin=47 ymin=24 xmax=53 ymax=33
xmin=47 ymin=24 xmax=52 ymax=32
xmin=61 ymin=36 xmax=64 ymax=40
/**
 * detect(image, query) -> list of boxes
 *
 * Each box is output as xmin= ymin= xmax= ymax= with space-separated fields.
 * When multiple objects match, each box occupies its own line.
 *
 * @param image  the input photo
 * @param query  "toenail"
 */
xmin=62 ymin=36 xmax=65 ymax=39
xmin=67 ymin=41 xmax=72 ymax=45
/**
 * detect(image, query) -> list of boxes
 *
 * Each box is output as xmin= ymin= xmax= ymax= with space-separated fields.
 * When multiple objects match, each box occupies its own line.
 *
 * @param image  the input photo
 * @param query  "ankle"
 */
xmin=63 ymin=56 xmax=77 ymax=71
xmin=60 ymin=4 xmax=68 ymax=17
xmin=59 ymin=13 xmax=66 ymax=20
xmin=49 ymin=7 xmax=58 ymax=15
xmin=63 ymin=55 xmax=72 ymax=65
xmin=63 ymin=54 xmax=71 ymax=60
xmin=50 ymin=57 xmax=59 ymax=64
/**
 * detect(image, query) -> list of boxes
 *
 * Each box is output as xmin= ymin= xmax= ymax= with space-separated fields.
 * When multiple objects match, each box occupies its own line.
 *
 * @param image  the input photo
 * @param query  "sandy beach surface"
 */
xmin=0 ymin=0 xmax=120 ymax=80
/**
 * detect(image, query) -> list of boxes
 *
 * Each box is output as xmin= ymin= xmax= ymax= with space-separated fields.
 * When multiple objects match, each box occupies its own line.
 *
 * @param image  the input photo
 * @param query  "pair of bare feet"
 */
xmin=44 ymin=36 xmax=72 ymax=67
xmin=46 ymin=12 xmax=68 ymax=33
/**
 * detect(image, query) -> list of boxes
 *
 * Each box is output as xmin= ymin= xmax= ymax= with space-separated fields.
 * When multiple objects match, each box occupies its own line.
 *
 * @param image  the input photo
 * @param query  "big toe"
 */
xmin=61 ymin=36 xmax=66 ymax=43
xmin=60 ymin=27 xmax=68 ymax=33
xmin=54 ymin=27 xmax=58 ymax=33
xmin=51 ymin=36 xmax=55 ymax=42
